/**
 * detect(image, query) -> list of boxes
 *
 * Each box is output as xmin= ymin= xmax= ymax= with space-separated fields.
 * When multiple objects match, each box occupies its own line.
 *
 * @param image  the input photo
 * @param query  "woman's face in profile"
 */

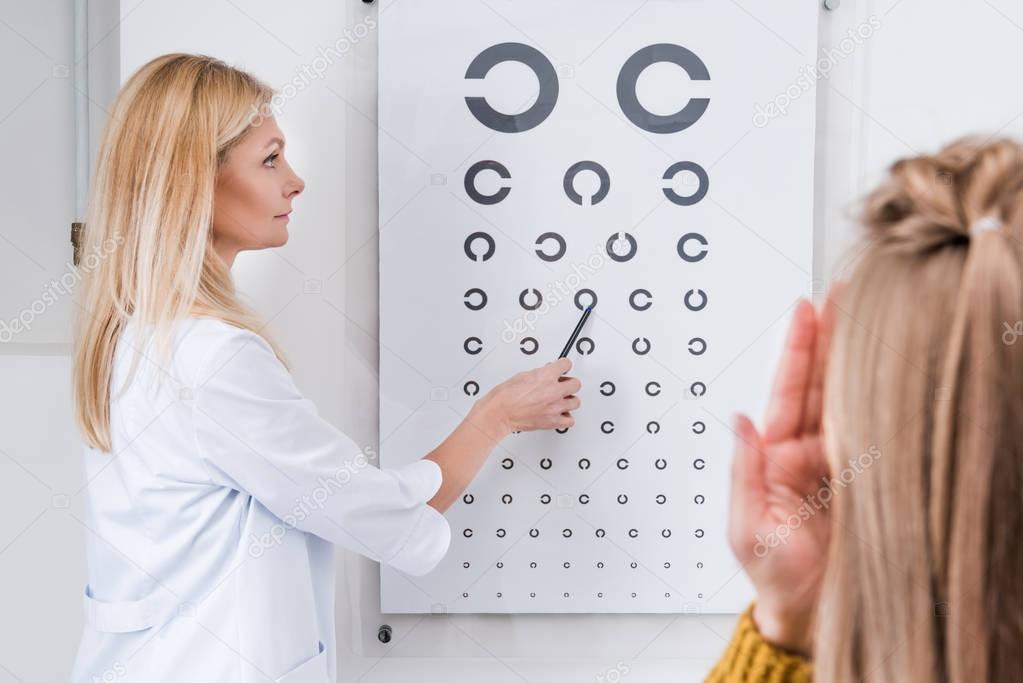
xmin=212 ymin=115 xmax=305 ymax=264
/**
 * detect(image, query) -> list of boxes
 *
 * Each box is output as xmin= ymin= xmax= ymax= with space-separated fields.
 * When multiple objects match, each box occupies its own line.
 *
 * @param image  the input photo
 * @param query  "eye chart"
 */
xmin=378 ymin=0 xmax=818 ymax=614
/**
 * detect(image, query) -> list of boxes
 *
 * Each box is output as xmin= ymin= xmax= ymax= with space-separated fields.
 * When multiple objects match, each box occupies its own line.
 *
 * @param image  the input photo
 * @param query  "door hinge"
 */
xmin=71 ymin=222 xmax=84 ymax=266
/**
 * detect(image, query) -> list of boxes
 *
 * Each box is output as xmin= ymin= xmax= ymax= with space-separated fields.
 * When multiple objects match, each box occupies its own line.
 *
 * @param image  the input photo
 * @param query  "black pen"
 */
xmin=558 ymin=305 xmax=593 ymax=358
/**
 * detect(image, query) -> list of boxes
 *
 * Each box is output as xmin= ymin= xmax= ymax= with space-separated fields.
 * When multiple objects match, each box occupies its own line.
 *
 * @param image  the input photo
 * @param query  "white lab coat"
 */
xmin=68 ymin=316 xmax=451 ymax=682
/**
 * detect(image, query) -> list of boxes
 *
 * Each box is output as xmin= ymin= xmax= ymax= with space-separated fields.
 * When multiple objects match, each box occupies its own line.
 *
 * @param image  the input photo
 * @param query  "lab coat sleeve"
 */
xmin=191 ymin=323 xmax=451 ymax=577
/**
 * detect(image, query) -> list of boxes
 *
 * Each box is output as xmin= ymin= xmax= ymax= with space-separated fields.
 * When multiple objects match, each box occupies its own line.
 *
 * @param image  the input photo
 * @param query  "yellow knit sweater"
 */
xmin=705 ymin=603 xmax=814 ymax=682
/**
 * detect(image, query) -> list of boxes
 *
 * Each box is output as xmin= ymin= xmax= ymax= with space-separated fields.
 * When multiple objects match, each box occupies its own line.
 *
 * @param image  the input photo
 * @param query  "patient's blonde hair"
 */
xmin=817 ymin=137 xmax=1023 ymax=681
xmin=72 ymin=53 xmax=289 ymax=452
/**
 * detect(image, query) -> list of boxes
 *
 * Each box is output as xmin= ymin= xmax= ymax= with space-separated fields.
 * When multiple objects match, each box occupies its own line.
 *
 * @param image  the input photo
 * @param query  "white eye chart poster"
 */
xmin=379 ymin=0 xmax=818 ymax=614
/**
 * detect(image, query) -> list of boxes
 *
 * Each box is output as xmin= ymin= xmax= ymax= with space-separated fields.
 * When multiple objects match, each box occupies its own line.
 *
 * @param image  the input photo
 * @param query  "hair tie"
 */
xmin=970 ymin=215 xmax=1002 ymax=236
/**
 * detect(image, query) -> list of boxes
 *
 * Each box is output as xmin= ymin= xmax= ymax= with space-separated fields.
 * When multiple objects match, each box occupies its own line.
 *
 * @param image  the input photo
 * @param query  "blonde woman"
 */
xmin=708 ymin=137 xmax=1023 ymax=681
xmin=68 ymin=53 xmax=581 ymax=682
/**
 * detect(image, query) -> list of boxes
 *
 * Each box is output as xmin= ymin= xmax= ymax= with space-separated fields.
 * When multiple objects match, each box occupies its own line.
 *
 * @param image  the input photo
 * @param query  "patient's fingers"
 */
xmin=802 ymin=284 xmax=841 ymax=433
xmin=762 ymin=299 xmax=816 ymax=443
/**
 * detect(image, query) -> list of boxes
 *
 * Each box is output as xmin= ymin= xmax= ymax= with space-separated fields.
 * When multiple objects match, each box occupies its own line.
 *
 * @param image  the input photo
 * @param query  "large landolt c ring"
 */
xmin=465 ymin=42 xmax=559 ymax=133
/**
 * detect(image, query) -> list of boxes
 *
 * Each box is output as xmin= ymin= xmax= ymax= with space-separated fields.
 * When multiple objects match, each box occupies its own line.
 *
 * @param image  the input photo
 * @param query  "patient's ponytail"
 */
xmin=816 ymin=137 xmax=1023 ymax=682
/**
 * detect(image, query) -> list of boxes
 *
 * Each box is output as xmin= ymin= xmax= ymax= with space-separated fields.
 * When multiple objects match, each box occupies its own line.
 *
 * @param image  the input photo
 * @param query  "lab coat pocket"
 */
xmin=276 ymin=641 xmax=328 ymax=683
xmin=82 ymin=583 xmax=179 ymax=633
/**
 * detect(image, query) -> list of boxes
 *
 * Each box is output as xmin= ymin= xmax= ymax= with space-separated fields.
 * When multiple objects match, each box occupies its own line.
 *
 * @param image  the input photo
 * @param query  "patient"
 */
xmin=707 ymin=137 xmax=1023 ymax=682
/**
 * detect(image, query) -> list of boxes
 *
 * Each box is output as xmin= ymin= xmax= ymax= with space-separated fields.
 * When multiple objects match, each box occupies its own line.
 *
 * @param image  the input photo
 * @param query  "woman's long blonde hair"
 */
xmin=817 ymin=137 xmax=1023 ymax=681
xmin=73 ymin=53 xmax=289 ymax=452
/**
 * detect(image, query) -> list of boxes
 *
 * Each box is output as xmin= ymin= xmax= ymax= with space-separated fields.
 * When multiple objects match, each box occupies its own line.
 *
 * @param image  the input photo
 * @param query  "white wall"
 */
xmin=0 ymin=1 xmax=116 ymax=681
xmin=2 ymin=0 xmax=1023 ymax=681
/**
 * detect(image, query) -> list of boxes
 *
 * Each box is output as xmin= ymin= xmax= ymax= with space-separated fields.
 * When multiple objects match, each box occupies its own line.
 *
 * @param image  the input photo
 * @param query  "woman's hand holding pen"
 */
xmin=477 ymin=357 xmax=581 ymax=436
xmin=473 ymin=304 xmax=589 ymax=436
xmin=426 ymin=314 xmax=587 ymax=514
xmin=426 ymin=358 xmax=581 ymax=513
